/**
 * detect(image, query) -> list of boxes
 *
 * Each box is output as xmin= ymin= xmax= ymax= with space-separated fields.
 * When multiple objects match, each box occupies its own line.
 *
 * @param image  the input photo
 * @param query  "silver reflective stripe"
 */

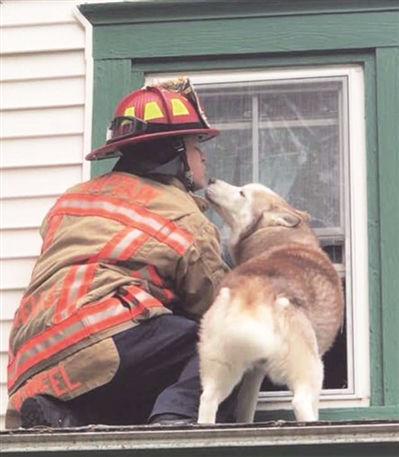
xmin=10 ymin=320 xmax=85 ymax=379
xmin=109 ymin=229 xmax=143 ymax=258
xmin=134 ymin=289 xmax=152 ymax=303
xmin=59 ymin=199 xmax=162 ymax=232
xmin=57 ymin=265 xmax=90 ymax=322
xmin=159 ymin=226 xmax=172 ymax=237
xmin=168 ymin=231 xmax=192 ymax=250
xmin=67 ymin=265 xmax=89 ymax=305
xmin=84 ymin=302 xmax=128 ymax=327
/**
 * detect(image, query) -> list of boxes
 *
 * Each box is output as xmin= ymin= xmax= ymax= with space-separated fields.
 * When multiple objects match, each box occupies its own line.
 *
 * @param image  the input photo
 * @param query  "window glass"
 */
xmin=196 ymin=77 xmax=348 ymax=394
xmin=198 ymin=79 xmax=344 ymax=231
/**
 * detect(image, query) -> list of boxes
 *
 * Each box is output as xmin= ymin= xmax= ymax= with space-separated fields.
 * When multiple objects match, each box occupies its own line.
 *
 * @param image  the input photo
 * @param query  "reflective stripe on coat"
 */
xmin=8 ymin=172 xmax=228 ymax=399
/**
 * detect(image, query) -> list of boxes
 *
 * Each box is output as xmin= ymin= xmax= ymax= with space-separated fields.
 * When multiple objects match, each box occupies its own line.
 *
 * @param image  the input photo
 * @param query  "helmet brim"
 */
xmin=85 ymin=128 xmax=220 ymax=161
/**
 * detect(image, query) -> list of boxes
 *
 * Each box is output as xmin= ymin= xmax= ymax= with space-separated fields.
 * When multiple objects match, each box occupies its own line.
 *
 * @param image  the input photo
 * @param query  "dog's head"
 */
xmin=205 ymin=178 xmax=310 ymax=247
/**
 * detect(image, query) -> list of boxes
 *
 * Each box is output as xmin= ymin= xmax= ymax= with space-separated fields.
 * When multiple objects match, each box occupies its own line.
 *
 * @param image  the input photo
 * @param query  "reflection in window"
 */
xmin=199 ymin=80 xmax=344 ymax=230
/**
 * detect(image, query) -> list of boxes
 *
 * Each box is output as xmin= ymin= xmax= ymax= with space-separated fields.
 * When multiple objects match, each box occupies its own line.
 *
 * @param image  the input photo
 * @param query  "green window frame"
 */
xmin=80 ymin=0 xmax=399 ymax=421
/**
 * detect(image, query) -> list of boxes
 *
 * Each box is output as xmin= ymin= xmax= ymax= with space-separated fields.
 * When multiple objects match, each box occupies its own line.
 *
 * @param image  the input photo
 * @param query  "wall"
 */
xmin=0 ymin=0 xmax=123 ymax=428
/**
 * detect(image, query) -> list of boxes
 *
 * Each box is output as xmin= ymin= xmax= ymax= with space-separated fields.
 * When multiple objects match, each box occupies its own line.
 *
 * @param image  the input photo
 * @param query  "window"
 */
xmin=149 ymin=66 xmax=369 ymax=410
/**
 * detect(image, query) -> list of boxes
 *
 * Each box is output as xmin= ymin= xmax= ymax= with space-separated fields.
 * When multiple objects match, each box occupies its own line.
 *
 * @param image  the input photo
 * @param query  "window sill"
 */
xmin=1 ymin=420 xmax=398 ymax=455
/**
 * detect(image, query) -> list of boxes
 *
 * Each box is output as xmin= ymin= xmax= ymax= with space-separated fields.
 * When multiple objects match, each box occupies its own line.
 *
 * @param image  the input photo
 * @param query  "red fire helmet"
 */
xmin=86 ymin=78 xmax=219 ymax=161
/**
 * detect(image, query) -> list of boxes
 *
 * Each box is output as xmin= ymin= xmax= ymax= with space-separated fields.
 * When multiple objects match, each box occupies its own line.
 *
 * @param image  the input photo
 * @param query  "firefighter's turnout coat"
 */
xmin=6 ymin=172 xmax=228 ymax=428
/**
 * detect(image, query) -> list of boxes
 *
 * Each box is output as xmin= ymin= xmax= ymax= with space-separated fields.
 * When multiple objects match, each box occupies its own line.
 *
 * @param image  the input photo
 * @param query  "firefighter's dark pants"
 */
xmin=69 ymin=314 xmax=237 ymax=425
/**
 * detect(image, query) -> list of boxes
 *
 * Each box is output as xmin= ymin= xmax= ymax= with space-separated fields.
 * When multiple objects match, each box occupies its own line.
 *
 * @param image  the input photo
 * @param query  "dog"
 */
xmin=197 ymin=178 xmax=344 ymax=423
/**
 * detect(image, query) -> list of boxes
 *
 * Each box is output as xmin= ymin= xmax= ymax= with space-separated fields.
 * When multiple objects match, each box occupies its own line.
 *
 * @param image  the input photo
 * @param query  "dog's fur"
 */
xmin=197 ymin=179 xmax=344 ymax=423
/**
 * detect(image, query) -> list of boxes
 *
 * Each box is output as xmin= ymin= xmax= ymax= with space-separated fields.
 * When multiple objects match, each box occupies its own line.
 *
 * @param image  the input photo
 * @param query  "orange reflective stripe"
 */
xmin=145 ymin=265 xmax=164 ymax=287
xmin=13 ymin=284 xmax=61 ymax=331
xmin=8 ymin=287 xmax=164 ymax=391
xmin=13 ymin=294 xmax=37 ymax=328
xmin=131 ymin=266 xmax=176 ymax=303
xmin=54 ymin=264 xmax=97 ymax=323
xmin=146 ymin=265 xmax=176 ymax=301
xmin=119 ymin=284 xmax=162 ymax=309
xmin=42 ymin=214 xmax=63 ymax=253
xmin=10 ymin=365 xmax=82 ymax=411
xmin=49 ymin=193 xmax=193 ymax=255
xmin=8 ymin=310 xmax=91 ymax=390
xmin=134 ymin=184 xmax=161 ymax=205
xmin=58 ymin=267 xmax=79 ymax=305
xmin=78 ymin=174 xmax=163 ymax=206
xmin=154 ymin=219 xmax=194 ymax=255
xmin=77 ymin=263 xmax=97 ymax=297
xmin=98 ymin=227 xmax=149 ymax=261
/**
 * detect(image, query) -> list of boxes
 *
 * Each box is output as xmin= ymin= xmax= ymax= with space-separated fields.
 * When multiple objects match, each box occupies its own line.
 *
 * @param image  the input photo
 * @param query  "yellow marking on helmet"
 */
xmin=171 ymin=98 xmax=190 ymax=116
xmin=124 ymin=106 xmax=135 ymax=117
xmin=144 ymin=102 xmax=164 ymax=120
xmin=121 ymin=107 xmax=136 ymax=126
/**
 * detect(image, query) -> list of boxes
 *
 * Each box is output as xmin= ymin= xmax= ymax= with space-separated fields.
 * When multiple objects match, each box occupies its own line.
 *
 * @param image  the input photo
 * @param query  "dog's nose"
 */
xmin=208 ymin=177 xmax=217 ymax=185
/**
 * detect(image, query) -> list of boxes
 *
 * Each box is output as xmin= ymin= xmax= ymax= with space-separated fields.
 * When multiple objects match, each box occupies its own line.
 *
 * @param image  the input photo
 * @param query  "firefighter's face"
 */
xmin=184 ymin=135 xmax=207 ymax=191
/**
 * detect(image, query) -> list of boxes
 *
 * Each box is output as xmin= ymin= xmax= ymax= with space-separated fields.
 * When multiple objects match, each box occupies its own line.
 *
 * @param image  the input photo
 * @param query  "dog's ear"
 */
xmin=272 ymin=212 xmax=302 ymax=227
xmin=239 ymin=212 xmax=264 ymax=241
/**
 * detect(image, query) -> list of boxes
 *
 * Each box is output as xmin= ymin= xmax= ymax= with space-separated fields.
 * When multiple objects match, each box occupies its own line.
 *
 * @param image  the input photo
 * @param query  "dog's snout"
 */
xmin=208 ymin=177 xmax=217 ymax=185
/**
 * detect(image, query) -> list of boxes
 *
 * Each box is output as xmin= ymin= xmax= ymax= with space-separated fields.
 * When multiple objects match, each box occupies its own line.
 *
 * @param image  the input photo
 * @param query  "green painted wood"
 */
xmin=80 ymin=0 xmax=399 ymax=25
xmin=91 ymin=62 xmax=144 ymax=178
xmin=376 ymin=47 xmax=399 ymax=407
xmin=134 ymin=52 xmax=375 ymax=73
xmin=256 ymin=405 xmax=399 ymax=422
xmin=2 ymin=443 xmax=399 ymax=457
xmin=92 ymin=12 xmax=399 ymax=60
xmin=364 ymin=57 xmax=384 ymax=407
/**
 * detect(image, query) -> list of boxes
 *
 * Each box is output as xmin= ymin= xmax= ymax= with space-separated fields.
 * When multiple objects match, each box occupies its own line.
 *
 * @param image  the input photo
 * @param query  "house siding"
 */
xmin=0 ymin=0 xmax=125 ymax=429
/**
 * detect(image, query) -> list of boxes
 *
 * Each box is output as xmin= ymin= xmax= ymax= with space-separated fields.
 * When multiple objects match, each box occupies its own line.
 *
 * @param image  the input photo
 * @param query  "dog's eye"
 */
xmin=239 ymin=190 xmax=246 ymax=198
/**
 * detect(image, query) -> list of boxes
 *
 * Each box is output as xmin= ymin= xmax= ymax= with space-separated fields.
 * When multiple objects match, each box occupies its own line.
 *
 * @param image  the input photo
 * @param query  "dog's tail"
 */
xmin=275 ymin=296 xmax=290 ymax=308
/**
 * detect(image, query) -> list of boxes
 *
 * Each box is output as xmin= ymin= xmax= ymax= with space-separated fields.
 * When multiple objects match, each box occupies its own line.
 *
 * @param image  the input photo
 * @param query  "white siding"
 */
xmin=0 ymin=0 xmax=112 ymax=428
xmin=1 ymin=22 xmax=86 ymax=54
xmin=1 ymin=51 xmax=86 ymax=81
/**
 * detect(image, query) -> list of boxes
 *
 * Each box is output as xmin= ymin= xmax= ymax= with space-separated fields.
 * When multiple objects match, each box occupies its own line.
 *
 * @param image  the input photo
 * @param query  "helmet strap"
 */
xmin=172 ymin=138 xmax=195 ymax=192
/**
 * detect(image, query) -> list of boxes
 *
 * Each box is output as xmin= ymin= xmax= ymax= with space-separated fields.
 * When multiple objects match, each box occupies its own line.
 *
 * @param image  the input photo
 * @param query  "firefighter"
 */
xmin=6 ymin=78 xmax=235 ymax=428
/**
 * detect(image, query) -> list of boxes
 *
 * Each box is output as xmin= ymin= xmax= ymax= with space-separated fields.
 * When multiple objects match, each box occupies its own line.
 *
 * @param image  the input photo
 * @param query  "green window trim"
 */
xmin=80 ymin=0 xmax=399 ymax=421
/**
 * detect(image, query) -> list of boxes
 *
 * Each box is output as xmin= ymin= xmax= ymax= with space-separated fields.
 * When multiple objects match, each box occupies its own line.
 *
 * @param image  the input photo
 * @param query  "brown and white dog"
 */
xmin=197 ymin=179 xmax=344 ymax=423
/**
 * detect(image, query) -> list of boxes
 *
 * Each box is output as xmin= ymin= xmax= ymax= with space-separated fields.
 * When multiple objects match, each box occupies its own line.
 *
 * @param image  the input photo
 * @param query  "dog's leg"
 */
xmin=235 ymin=368 xmax=264 ymax=423
xmin=198 ymin=360 xmax=243 ymax=424
xmin=290 ymin=355 xmax=323 ymax=422
xmin=280 ymin=312 xmax=324 ymax=422
xmin=310 ymin=357 xmax=324 ymax=420
xmin=197 ymin=384 xmax=219 ymax=424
